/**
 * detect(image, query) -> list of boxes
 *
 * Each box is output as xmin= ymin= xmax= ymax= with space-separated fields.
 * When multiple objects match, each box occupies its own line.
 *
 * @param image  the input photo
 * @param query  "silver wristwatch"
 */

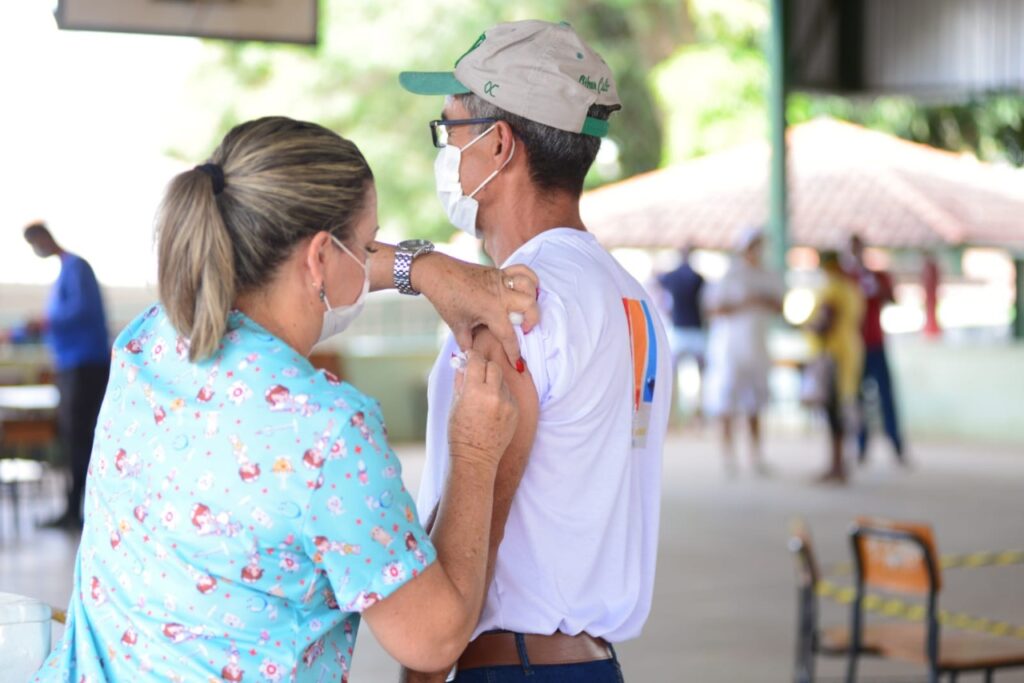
xmin=393 ymin=239 xmax=435 ymax=295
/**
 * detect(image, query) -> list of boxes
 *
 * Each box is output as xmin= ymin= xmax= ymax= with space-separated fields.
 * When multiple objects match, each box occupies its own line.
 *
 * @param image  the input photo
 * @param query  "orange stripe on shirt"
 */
xmin=624 ymin=298 xmax=649 ymax=411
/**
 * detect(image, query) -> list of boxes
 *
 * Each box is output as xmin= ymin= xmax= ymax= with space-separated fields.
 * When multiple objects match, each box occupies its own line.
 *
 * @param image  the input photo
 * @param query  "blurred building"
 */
xmin=582 ymin=117 xmax=1024 ymax=254
xmin=581 ymin=118 xmax=1024 ymax=445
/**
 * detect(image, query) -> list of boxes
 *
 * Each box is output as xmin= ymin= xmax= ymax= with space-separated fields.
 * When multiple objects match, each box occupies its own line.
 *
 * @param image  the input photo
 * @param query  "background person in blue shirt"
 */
xmin=657 ymin=245 xmax=706 ymax=417
xmin=22 ymin=221 xmax=111 ymax=528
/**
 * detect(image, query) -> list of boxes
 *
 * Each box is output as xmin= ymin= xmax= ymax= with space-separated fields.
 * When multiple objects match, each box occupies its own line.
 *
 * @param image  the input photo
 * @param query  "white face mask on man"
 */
xmin=433 ymin=123 xmax=516 ymax=237
xmin=317 ymin=235 xmax=369 ymax=344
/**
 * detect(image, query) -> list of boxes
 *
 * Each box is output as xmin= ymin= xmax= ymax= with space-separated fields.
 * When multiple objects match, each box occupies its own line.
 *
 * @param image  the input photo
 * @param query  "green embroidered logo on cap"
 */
xmin=455 ymin=33 xmax=487 ymax=67
xmin=579 ymin=75 xmax=611 ymax=93
xmin=483 ymin=81 xmax=500 ymax=97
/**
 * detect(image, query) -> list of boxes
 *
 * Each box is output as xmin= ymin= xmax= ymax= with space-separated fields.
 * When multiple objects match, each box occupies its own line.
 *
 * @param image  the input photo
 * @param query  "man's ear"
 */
xmin=305 ymin=231 xmax=333 ymax=290
xmin=493 ymin=120 xmax=517 ymax=166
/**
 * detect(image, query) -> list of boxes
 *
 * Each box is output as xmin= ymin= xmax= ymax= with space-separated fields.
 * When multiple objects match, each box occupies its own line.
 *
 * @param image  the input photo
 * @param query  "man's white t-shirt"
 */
xmin=418 ymin=228 xmax=672 ymax=643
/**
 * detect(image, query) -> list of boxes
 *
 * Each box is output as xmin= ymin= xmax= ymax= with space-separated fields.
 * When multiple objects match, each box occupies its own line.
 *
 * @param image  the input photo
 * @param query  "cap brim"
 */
xmin=398 ymin=71 xmax=471 ymax=96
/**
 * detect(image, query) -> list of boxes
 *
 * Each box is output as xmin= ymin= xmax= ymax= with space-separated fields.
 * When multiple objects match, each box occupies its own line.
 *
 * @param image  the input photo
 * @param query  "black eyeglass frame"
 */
xmin=429 ymin=117 xmax=498 ymax=148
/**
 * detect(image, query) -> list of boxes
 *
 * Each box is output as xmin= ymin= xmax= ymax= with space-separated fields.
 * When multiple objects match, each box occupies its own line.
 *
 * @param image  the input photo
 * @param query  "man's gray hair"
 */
xmin=457 ymin=93 xmax=615 ymax=197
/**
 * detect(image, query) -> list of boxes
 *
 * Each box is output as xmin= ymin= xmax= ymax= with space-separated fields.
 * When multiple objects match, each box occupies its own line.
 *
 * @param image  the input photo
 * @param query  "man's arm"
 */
xmin=401 ymin=328 xmax=540 ymax=682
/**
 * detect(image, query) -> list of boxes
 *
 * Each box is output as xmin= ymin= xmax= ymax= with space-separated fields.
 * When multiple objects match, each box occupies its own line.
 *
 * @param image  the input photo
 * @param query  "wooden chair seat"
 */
xmin=864 ymin=622 xmax=1024 ymax=671
xmin=1 ymin=418 xmax=57 ymax=449
xmin=820 ymin=625 xmax=885 ymax=655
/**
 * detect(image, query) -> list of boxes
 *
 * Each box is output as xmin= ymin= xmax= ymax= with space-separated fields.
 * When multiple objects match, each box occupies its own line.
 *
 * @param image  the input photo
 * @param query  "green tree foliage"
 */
xmin=565 ymin=0 xmax=695 ymax=182
xmin=788 ymin=94 xmax=1024 ymax=168
xmin=173 ymin=0 xmax=692 ymax=242
xmin=172 ymin=0 xmax=1024 ymax=246
xmin=652 ymin=0 xmax=769 ymax=164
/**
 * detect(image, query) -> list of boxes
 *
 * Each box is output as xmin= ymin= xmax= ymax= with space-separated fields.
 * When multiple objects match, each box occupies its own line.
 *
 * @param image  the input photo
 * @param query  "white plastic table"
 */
xmin=0 ymin=385 xmax=60 ymax=412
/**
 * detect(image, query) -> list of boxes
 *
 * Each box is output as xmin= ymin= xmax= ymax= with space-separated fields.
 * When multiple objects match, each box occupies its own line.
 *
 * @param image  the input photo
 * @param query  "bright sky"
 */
xmin=0 ymin=2 xmax=205 ymax=286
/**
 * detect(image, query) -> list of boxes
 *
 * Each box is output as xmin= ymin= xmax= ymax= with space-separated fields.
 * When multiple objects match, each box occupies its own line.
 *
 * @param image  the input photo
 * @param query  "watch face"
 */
xmin=399 ymin=239 xmax=432 ymax=251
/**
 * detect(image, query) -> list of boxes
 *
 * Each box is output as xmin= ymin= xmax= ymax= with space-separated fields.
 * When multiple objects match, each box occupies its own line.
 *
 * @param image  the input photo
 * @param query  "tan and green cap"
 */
xmin=399 ymin=20 xmax=621 ymax=137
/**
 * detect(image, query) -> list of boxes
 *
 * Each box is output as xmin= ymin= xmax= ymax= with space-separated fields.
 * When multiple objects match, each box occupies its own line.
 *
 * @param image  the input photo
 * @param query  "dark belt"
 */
xmin=457 ymin=631 xmax=613 ymax=671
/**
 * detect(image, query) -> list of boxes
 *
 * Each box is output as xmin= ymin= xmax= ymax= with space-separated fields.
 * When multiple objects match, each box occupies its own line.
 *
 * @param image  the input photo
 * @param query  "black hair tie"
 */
xmin=195 ymin=163 xmax=226 ymax=195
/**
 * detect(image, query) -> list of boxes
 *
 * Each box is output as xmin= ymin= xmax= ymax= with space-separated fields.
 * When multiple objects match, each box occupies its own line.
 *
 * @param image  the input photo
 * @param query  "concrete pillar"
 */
xmin=768 ymin=0 xmax=789 ymax=274
xmin=1014 ymin=258 xmax=1024 ymax=340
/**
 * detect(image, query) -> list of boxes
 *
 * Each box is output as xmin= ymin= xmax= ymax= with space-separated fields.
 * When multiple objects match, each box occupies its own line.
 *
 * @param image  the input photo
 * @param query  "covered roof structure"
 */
xmin=581 ymin=118 xmax=1024 ymax=251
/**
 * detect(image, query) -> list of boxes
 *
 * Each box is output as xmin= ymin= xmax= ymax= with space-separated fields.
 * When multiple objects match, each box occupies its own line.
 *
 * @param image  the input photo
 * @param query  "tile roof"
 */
xmin=581 ymin=117 xmax=1024 ymax=250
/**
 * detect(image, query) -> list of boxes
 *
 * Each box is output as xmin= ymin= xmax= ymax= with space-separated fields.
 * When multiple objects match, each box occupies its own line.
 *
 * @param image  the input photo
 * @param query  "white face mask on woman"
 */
xmin=317 ymin=236 xmax=369 ymax=344
xmin=433 ymin=124 xmax=516 ymax=237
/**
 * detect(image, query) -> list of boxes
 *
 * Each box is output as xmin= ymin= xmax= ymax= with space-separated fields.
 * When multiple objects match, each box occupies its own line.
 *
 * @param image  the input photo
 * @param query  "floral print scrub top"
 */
xmin=35 ymin=305 xmax=436 ymax=683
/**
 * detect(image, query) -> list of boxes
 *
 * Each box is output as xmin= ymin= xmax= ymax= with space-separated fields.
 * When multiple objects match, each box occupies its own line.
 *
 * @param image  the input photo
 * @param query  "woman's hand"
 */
xmin=416 ymin=256 xmax=539 ymax=368
xmin=447 ymin=350 xmax=518 ymax=469
xmin=367 ymin=242 xmax=539 ymax=367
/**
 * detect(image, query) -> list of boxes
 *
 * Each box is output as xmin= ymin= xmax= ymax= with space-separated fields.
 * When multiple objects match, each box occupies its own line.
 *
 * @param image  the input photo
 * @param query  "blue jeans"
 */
xmin=857 ymin=346 xmax=904 ymax=460
xmin=453 ymin=633 xmax=625 ymax=682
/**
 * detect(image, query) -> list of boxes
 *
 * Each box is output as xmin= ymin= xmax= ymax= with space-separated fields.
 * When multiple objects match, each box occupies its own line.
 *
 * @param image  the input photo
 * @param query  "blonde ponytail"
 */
xmin=154 ymin=117 xmax=373 ymax=363
xmin=156 ymin=169 xmax=236 ymax=362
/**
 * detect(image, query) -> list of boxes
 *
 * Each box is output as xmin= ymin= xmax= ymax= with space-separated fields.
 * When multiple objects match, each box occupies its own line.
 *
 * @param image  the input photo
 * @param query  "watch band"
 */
xmin=393 ymin=240 xmax=435 ymax=295
xmin=394 ymin=250 xmax=416 ymax=295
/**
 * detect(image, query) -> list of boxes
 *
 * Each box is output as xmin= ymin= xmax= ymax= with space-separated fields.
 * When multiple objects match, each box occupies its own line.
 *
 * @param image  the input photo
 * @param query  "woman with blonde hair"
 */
xmin=35 ymin=116 xmax=538 ymax=681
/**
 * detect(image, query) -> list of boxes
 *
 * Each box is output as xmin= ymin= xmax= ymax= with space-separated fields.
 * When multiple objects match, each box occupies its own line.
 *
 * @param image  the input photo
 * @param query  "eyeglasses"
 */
xmin=429 ymin=117 xmax=497 ymax=148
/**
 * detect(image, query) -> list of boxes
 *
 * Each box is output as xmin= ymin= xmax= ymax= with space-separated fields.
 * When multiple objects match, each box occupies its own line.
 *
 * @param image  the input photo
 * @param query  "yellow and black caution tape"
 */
xmin=816 ymin=579 xmax=1024 ymax=641
xmin=825 ymin=549 xmax=1024 ymax=578
xmin=941 ymin=550 xmax=1024 ymax=571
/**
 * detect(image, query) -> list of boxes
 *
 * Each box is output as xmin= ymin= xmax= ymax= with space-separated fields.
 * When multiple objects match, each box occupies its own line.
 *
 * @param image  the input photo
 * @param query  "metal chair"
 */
xmin=790 ymin=518 xmax=886 ymax=683
xmin=846 ymin=517 xmax=1024 ymax=683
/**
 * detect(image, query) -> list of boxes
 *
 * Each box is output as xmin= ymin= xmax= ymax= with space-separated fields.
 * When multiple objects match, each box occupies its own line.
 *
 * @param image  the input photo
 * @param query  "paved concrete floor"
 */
xmin=2 ymin=427 xmax=1022 ymax=682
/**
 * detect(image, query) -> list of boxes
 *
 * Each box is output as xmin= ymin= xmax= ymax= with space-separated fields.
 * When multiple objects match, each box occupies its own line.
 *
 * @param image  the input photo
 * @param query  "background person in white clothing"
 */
xmin=701 ymin=227 xmax=785 ymax=476
xmin=398 ymin=19 xmax=672 ymax=683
